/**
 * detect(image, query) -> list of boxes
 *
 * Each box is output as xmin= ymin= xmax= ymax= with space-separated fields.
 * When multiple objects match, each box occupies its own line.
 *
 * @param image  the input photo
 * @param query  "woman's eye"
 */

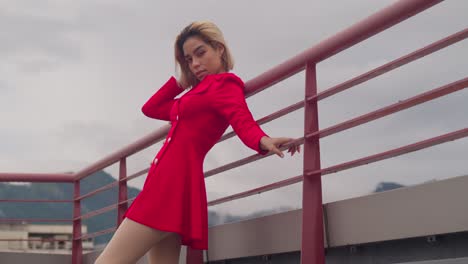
xmin=197 ymin=50 xmax=205 ymax=57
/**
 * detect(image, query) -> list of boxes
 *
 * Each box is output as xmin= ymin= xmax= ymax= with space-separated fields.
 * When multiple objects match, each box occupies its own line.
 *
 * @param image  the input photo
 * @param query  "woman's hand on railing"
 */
xmin=260 ymin=136 xmax=300 ymax=158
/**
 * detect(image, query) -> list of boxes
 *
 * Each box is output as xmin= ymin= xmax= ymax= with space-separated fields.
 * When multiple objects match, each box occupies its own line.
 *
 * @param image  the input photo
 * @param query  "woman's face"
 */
xmin=182 ymin=36 xmax=225 ymax=81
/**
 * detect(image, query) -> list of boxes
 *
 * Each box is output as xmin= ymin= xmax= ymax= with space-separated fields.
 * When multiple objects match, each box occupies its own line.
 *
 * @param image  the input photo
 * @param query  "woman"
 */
xmin=95 ymin=21 xmax=300 ymax=264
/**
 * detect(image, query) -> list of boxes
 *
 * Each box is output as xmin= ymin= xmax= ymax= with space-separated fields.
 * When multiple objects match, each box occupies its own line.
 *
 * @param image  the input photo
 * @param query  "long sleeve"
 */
xmin=141 ymin=76 xmax=184 ymax=120
xmin=211 ymin=74 xmax=269 ymax=155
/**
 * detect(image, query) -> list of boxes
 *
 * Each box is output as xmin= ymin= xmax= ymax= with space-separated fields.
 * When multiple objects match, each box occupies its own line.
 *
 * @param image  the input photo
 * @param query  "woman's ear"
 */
xmin=216 ymin=43 xmax=225 ymax=57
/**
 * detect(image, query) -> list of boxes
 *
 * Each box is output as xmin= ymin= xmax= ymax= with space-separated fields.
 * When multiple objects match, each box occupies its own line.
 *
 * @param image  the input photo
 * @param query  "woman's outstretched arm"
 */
xmin=211 ymin=75 xmax=269 ymax=155
xmin=211 ymin=74 xmax=300 ymax=157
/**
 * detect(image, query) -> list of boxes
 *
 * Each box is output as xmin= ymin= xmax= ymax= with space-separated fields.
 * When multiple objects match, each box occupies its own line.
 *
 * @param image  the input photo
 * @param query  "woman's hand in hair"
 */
xmin=260 ymin=136 xmax=300 ymax=158
xmin=177 ymin=77 xmax=190 ymax=90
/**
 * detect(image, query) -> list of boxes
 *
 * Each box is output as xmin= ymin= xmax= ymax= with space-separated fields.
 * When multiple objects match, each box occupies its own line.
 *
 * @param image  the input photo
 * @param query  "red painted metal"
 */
xmin=73 ymin=126 xmax=169 ymax=181
xmin=206 ymin=77 xmax=467 ymax=179
xmin=72 ymin=181 xmax=82 ymax=264
xmin=208 ymin=128 xmax=468 ymax=206
xmin=74 ymin=196 xmax=135 ymax=221
xmin=0 ymin=218 xmax=72 ymax=223
xmin=75 ymin=203 xmax=118 ymax=221
xmin=0 ymin=1 xmax=458 ymax=263
xmin=315 ymin=28 xmax=468 ymax=101
xmin=74 ymin=165 xmax=147 ymax=203
xmin=0 ymin=173 xmax=73 ymax=182
xmin=0 ymin=199 xmax=73 ymax=203
xmin=301 ymin=63 xmax=325 ymax=263
xmin=219 ymin=28 xmax=468 ymax=149
xmin=307 ymin=128 xmax=468 ymax=177
xmin=119 ymin=196 xmax=136 ymax=205
xmin=77 ymin=227 xmax=117 ymax=241
xmin=208 ymin=174 xmax=303 ymax=207
xmin=186 ymin=248 xmax=203 ymax=264
xmin=244 ymin=0 xmax=443 ymax=96
xmin=0 ymin=238 xmax=71 ymax=242
xmin=204 ymin=153 xmax=267 ymax=178
xmin=220 ymin=101 xmax=304 ymax=142
xmin=74 ymin=165 xmax=143 ymax=203
xmin=117 ymin=158 xmax=128 ymax=225
xmin=308 ymin=77 xmax=468 ymax=140
xmin=75 ymin=181 xmax=119 ymax=201
xmin=120 ymin=167 xmax=148 ymax=182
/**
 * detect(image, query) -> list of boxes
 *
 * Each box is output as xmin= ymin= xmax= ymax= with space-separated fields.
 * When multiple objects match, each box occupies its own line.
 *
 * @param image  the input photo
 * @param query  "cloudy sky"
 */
xmin=1 ymin=0 xmax=467 ymax=216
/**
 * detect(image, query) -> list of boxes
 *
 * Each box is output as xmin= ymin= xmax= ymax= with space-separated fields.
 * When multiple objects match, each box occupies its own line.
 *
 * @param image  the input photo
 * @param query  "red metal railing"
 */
xmin=0 ymin=0 xmax=466 ymax=263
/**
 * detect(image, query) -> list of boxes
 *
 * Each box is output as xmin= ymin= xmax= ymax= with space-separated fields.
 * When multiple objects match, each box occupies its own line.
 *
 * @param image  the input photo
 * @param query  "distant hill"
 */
xmin=374 ymin=181 xmax=405 ymax=193
xmin=0 ymin=171 xmax=292 ymax=245
xmin=208 ymin=206 xmax=295 ymax=227
xmin=0 ymin=170 xmax=140 ymax=245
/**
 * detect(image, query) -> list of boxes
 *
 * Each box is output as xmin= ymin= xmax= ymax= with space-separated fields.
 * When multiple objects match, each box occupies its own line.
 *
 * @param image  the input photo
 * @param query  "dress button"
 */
xmin=167 ymin=137 xmax=171 ymax=142
xmin=153 ymin=158 xmax=158 ymax=164
xmin=176 ymin=115 xmax=179 ymax=120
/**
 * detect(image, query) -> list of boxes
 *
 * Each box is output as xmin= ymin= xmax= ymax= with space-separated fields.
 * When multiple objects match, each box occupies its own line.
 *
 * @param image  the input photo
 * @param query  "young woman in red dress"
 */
xmin=95 ymin=20 xmax=300 ymax=264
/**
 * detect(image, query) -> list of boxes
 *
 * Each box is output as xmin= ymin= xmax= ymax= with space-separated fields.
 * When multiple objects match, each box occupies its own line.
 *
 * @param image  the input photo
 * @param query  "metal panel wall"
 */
xmin=206 ymin=175 xmax=468 ymax=261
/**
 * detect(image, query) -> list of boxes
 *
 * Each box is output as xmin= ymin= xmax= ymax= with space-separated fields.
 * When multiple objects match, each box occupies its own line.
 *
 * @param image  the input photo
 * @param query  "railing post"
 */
xmin=186 ymin=248 xmax=203 ymax=264
xmin=72 ymin=180 xmax=83 ymax=264
xmin=118 ymin=158 xmax=128 ymax=225
xmin=301 ymin=62 xmax=325 ymax=263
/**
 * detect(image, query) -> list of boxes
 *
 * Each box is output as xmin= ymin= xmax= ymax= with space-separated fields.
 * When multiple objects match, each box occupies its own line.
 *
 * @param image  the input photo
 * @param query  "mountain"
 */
xmin=0 ymin=170 xmax=140 ymax=245
xmin=374 ymin=181 xmax=405 ymax=193
xmin=208 ymin=206 xmax=295 ymax=226
xmin=0 ymin=170 xmax=294 ymax=245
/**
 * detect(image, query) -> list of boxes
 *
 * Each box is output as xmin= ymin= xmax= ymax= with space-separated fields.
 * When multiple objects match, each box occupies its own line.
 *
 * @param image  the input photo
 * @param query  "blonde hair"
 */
xmin=174 ymin=21 xmax=234 ymax=88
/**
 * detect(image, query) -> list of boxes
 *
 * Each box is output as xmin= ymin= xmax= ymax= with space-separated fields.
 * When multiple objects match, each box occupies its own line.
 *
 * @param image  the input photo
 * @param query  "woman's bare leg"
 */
xmin=147 ymin=232 xmax=182 ymax=264
xmin=94 ymin=218 xmax=172 ymax=264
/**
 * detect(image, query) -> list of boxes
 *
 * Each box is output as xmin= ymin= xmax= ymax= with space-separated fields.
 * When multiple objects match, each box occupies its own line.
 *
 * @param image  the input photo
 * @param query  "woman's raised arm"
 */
xmin=141 ymin=77 xmax=184 ymax=120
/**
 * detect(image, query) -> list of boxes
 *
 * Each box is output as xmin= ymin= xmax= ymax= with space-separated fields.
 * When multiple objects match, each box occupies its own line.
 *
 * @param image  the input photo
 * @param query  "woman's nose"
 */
xmin=192 ymin=58 xmax=200 ymax=68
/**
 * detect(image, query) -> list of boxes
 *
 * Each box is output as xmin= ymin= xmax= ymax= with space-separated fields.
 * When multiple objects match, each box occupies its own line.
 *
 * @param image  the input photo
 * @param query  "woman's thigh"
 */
xmin=95 ymin=218 xmax=171 ymax=264
xmin=147 ymin=233 xmax=182 ymax=264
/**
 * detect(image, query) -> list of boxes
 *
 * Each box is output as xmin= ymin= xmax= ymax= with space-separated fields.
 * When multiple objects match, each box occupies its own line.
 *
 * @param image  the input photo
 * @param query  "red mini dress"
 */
xmin=123 ymin=72 xmax=269 ymax=250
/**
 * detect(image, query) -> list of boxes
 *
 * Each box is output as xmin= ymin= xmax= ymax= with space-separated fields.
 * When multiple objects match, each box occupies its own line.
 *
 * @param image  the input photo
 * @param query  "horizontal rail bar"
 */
xmin=75 ymin=169 xmax=146 ymax=202
xmin=204 ymin=153 xmax=270 ymax=178
xmin=0 ymin=238 xmax=72 ymax=242
xmin=307 ymin=128 xmax=468 ymax=177
xmin=0 ymin=218 xmax=72 ymax=223
xmin=0 ymin=173 xmax=74 ymax=183
xmin=0 ymin=199 xmax=73 ymax=203
xmin=244 ymin=0 xmax=442 ymax=97
xmin=206 ymin=77 xmax=467 ymax=179
xmin=76 ymin=182 xmax=119 ymax=201
xmin=220 ymin=101 xmax=304 ymax=142
xmin=76 ymin=227 xmax=116 ymax=241
xmin=69 ymin=1 xmax=442 ymax=184
xmin=208 ymin=174 xmax=303 ymax=206
xmin=121 ymin=168 xmax=148 ymax=182
xmin=314 ymin=28 xmax=468 ymax=101
xmin=308 ymin=77 xmax=468 ymax=140
xmin=118 ymin=196 xmax=136 ymax=205
xmin=219 ymin=29 xmax=468 ymax=144
xmin=3 ymin=27 xmax=461 ymax=187
xmin=208 ymin=128 xmax=468 ymax=206
xmin=73 ymin=126 xmax=169 ymax=181
xmin=74 ymin=204 xmax=117 ymax=221
xmin=72 ymin=198 xmax=133 ymax=230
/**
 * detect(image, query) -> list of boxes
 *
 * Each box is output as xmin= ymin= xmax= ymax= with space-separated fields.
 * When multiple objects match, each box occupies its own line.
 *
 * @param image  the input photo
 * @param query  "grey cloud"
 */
xmin=0 ymin=80 xmax=10 ymax=92
xmin=0 ymin=10 xmax=81 ymax=72
xmin=53 ymin=120 xmax=132 ymax=156
xmin=1 ymin=0 xmax=466 ymax=216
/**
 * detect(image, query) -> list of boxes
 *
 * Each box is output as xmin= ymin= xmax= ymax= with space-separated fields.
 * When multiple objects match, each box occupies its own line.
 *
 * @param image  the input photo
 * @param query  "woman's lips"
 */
xmin=196 ymin=70 xmax=206 ymax=78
